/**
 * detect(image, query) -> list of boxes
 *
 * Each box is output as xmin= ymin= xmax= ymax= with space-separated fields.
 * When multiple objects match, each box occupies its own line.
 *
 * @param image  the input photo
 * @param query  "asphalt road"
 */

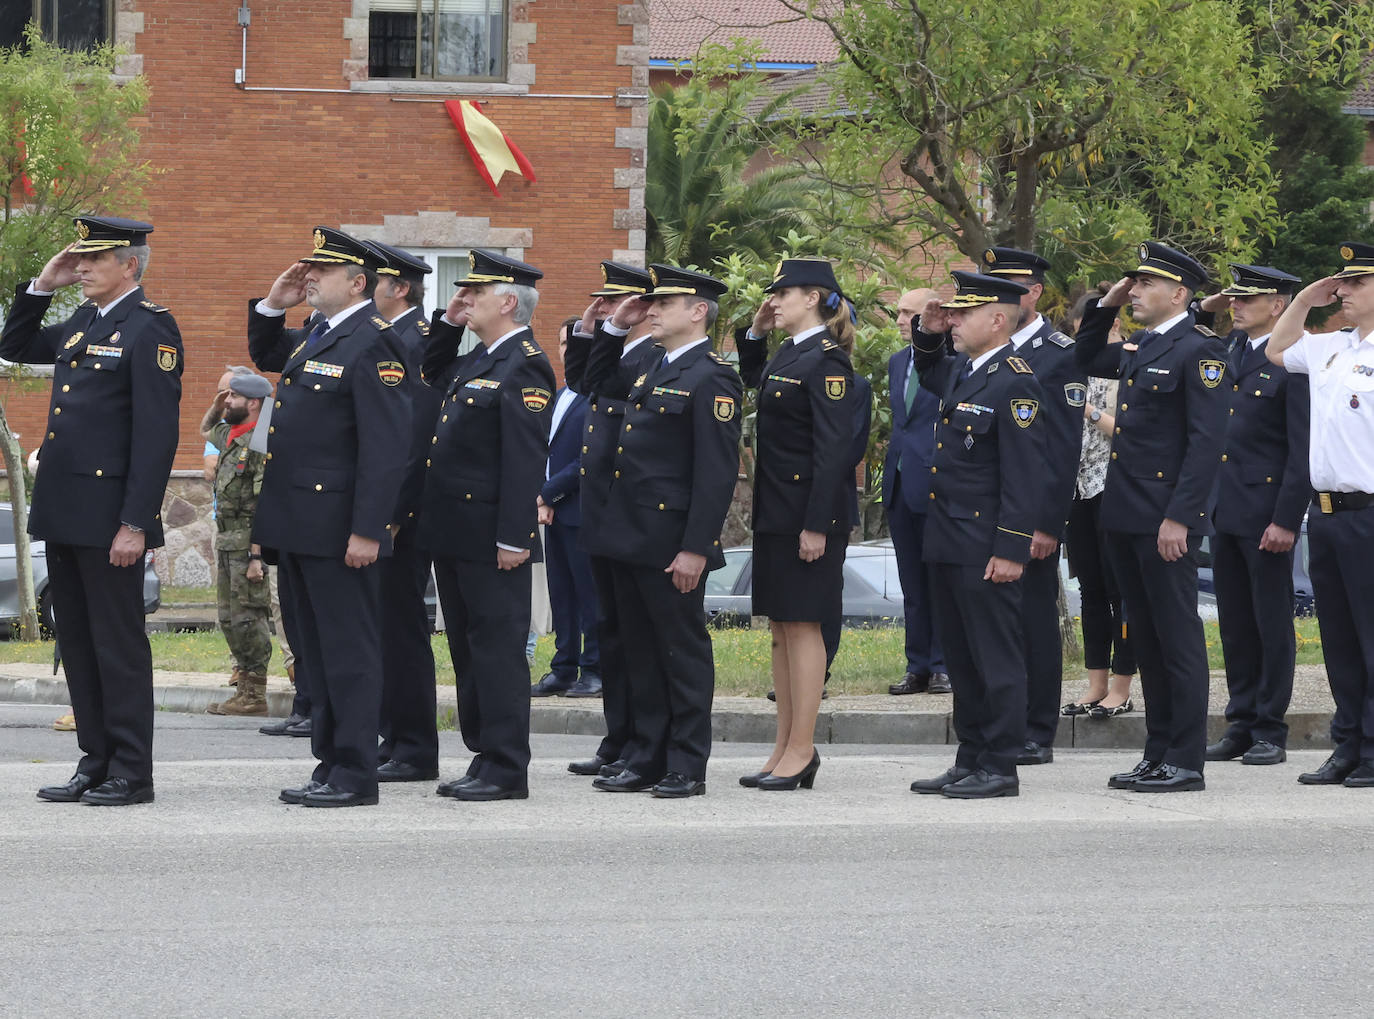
xmin=1 ymin=702 xmax=1370 ymax=1017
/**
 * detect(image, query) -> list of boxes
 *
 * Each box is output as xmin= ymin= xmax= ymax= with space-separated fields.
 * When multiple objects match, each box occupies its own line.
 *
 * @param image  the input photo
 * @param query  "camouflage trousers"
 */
xmin=217 ymin=548 xmax=273 ymax=675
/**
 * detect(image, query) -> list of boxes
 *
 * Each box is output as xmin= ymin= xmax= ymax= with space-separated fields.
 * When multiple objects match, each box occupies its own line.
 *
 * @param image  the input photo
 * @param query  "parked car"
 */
xmin=0 ymin=503 xmax=160 ymax=637
xmin=703 ymin=541 xmax=905 ymax=628
xmin=1195 ymin=517 xmax=1314 ymax=618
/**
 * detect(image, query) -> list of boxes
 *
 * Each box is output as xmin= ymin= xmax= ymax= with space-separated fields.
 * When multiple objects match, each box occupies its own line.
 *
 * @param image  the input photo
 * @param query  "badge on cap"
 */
xmin=1139 ymin=242 xmax=1150 ymax=260
xmin=376 ymin=361 xmax=405 ymax=386
xmin=157 ymin=345 xmax=178 ymax=372
xmin=1199 ymin=360 xmax=1225 ymax=388
xmin=714 ymin=395 xmax=736 ymax=422
xmin=314 ymin=229 xmax=326 ymax=249
xmin=1011 ymin=399 xmax=1038 ymax=427
xmin=77 ymin=221 xmax=90 ymax=240
xmin=984 ymin=248 xmax=997 ymax=265
xmin=1341 ymin=245 xmax=1355 ymax=261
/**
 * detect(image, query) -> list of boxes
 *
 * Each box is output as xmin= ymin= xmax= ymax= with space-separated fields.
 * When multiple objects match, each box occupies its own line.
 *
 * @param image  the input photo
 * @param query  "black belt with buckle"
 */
xmin=1315 ymin=491 xmax=1374 ymax=514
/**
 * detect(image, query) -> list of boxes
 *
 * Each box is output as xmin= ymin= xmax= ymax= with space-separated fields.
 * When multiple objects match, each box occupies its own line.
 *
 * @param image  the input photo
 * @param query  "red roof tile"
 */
xmin=651 ymin=0 xmax=840 ymax=64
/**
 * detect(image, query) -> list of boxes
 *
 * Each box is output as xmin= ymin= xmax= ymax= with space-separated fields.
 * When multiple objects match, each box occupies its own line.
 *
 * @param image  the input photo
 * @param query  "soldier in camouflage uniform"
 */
xmin=201 ymin=373 xmax=275 ymax=715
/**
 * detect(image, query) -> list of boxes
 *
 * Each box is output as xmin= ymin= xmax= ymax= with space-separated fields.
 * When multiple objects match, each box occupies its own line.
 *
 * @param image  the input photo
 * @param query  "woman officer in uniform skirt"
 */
xmin=736 ymin=259 xmax=856 ymax=790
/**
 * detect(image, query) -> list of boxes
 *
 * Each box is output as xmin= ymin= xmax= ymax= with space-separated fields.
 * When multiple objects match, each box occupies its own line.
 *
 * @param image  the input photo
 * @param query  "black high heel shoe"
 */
xmin=757 ymin=750 xmax=820 ymax=791
xmin=739 ymin=771 xmax=772 ymax=788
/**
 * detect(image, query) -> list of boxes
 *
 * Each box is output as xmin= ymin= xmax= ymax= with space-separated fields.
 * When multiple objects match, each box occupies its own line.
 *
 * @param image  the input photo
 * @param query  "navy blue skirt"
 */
xmin=751 ymin=530 xmax=847 ymax=622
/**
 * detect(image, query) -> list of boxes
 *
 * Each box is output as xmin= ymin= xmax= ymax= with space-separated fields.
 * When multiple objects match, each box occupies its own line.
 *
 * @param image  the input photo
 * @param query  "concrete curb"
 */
xmin=0 ymin=674 xmax=1336 ymax=749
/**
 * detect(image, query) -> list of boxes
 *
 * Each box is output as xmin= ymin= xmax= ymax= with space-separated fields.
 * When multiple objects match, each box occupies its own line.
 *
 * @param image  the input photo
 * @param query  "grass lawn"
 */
xmin=0 ymin=617 xmax=1325 ymax=698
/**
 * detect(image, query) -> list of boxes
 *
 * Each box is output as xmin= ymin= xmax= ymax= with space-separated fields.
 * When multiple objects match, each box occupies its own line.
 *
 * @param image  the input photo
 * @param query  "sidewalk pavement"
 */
xmin=0 ymin=662 xmax=1338 ymax=750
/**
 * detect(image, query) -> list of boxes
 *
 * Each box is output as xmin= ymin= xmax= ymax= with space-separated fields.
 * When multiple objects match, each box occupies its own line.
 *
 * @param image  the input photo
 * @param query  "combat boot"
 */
xmin=207 ymin=686 xmax=247 ymax=715
xmin=228 ymin=667 xmax=244 ymax=688
xmin=220 ymin=673 xmax=268 ymax=717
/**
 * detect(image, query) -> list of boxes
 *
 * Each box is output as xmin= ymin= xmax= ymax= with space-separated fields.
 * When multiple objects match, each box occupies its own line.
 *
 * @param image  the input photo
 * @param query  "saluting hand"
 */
xmin=265 ymin=262 xmax=310 ymax=310
xmin=665 ymin=550 xmax=707 ymax=593
xmin=34 ymin=245 xmax=82 ymax=292
xmin=445 ymin=290 xmax=469 ymax=326
xmin=1295 ymin=276 xmax=1340 ymax=309
xmin=610 ymin=295 xmax=650 ymax=330
xmin=1198 ymin=292 xmax=1232 ymax=314
xmin=751 ymin=299 xmax=778 ymax=337
xmin=1099 ymin=277 xmax=1133 ymax=309
xmin=917 ymin=298 xmax=950 ymax=336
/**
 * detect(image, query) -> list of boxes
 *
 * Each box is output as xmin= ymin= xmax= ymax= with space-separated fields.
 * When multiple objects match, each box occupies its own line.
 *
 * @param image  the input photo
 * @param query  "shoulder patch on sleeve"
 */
xmin=156 ymin=344 xmax=178 ymax=371
xmin=377 ymin=361 xmax=405 ymax=386
xmin=1195 ymin=325 xmax=1217 ymax=338
xmin=371 ymin=315 xmax=391 ymax=329
xmin=140 ymin=300 xmax=169 ymax=313
xmin=522 ymin=387 xmax=551 ymax=411
xmin=1047 ymin=330 xmax=1073 ymax=348
xmin=1007 ymin=356 xmax=1033 ymax=374
xmin=522 ymin=339 xmax=541 ymax=357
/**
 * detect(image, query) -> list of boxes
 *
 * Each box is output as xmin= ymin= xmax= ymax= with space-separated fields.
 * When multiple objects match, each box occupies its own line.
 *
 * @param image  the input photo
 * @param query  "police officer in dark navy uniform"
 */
xmin=4 ymin=216 xmax=182 ymax=807
xmin=1267 ymin=242 xmax=1374 ymax=787
xmin=585 ymin=265 xmax=742 ymax=798
xmin=420 ymin=249 xmax=555 ymax=802
xmin=362 ymin=240 xmax=442 ymax=783
xmin=565 ymin=261 xmax=663 ymax=779
xmin=981 ymin=247 xmax=1086 ymax=766
xmin=1076 ymin=242 xmax=1229 ymax=792
xmin=249 ymin=227 xmax=412 ymax=808
xmin=1197 ymin=264 xmax=1309 ymax=767
xmin=906 ymin=271 xmax=1047 ymax=800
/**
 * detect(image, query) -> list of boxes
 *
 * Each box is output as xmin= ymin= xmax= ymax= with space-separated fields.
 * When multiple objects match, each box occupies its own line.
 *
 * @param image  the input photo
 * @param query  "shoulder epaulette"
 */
xmin=820 ymin=337 xmax=838 ymax=351
xmin=1007 ymin=356 xmax=1033 ymax=374
xmin=1047 ymin=330 xmax=1073 ymax=348
xmin=1195 ymin=325 xmax=1217 ymax=338
xmin=708 ymin=351 xmax=730 ymax=365
xmin=522 ymin=339 xmax=541 ymax=357
xmin=371 ymin=315 xmax=391 ymax=329
xmin=140 ymin=300 xmax=169 ymax=313
xmin=416 ymin=319 xmax=430 ymax=336
xmin=78 ymin=300 xmax=96 ymax=310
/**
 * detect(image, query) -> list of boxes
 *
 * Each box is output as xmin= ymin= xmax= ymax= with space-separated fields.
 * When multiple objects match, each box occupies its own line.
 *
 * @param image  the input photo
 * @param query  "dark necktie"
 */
xmin=961 ymin=359 xmax=975 ymax=381
xmin=1227 ymin=338 xmax=1245 ymax=375
xmin=1136 ymin=329 xmax=1158 ymax=351
xmin=304 ymin=320 xmax=329 ymax=353
xmin=904 ymin=349 xmax=919 ymax=413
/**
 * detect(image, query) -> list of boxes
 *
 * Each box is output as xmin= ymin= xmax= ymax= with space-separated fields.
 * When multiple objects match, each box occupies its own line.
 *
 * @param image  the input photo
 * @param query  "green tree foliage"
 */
xmin=0 ymin=27 xmax=152 ymax=638
xmin=766 ymin=0 xmax=1373 ymax=278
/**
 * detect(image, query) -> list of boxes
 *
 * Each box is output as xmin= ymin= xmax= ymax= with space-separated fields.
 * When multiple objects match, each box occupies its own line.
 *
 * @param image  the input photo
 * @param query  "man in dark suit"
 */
xmin=420 ymin=249 xmax=555 ymax=802
xmin=1199 ymin=264 xmax=1309 ymax=766
xmin=249 ymin=227 xmax=412 ymax=808
xmin=532 ymin=318 xmax=600 ymax=697
xmin=1076 ymin=242 xmax=1229 ymax=792
xmin=584 ymin=264 xmax=742 ymax=798
xmin=885 ymin=288 xmax=949 ymax=695
xmin=981 ymin=247 xmax=1087 ymax=765
xmin=3 ymin=216 xmax=182 ymax=807
xmin=906 ymin=271 xmax=1047 ymax=799
xmin=363 ymin=240 xmax=442 ymax=783
xmin=564 ymin=262 xmax=661 ymax=778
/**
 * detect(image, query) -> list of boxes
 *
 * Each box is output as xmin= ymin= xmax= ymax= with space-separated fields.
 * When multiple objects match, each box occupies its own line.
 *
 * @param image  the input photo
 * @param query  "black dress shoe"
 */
xmin=942 ymin=770 xmax=1019 ymax=799
xmin=1107 ymin=759 xmax=1161 ymax=790
xmin=280 ymin=779 xmax=325 ymax=804
xmin=37 ymin=772 xmax=103 ymax=803
xmin=592 ymin=769 xmax=659 ymax=792
xmin=376 ymin=760 xmax=440 ymax=782
xmin=888 ymin=672 xmax=930 ymax=695
xmin=758 ymin=750 xmax=820 ymax=791
xmin=739 ymin=770 xmax=772 ymax=788
xmin=651 ymin=772 xmax=705 ymax=798
xmin=1017 ymin=741 xmax=1053 ymax=766
xmin=80 ymin=776 xmax=154 ymax=806
xmin=436 ymin=775 xmax=476 ymax=797
xmin=564 ymin=675 xmax=603 ymax=698
xmin=1342 ymin=760 xmax=1374 ymax=787
xmin=910 ymin=766 xmax=972 ymax=794
xmin=1132 ymin=764 xmax=1205 ymax=792
xmin=1205 ymin=735 xmax=1252 ymax=761
xmin=1297 ymin=753 xmax=1358 ymax=785
xmin=450 ymin=778 xmax=529 ymax=801
xmin=598 ymin=758 xmax=628 ymax=778
xmin=1241 ymin=741 xmax=1287 ymax=766
xmin=927 ymin=672 xmax=952 ymax=694
xmin=284 ymin=717 xmax=312 ymax=737
xmin=568 ymin=755 xmax=614 ymax=776
xmin=302 ymin=783 xmax=379 ymax=807
xmin=260 ymin=712 xmax=308 ymax=736
xmin=530 ymin=671 xmax=575 ymax=697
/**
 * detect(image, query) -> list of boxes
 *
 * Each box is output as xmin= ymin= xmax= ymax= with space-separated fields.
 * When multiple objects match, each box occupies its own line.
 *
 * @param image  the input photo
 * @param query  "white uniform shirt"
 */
xmin=1282 ymin=327 xmax=1374 ymax=492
